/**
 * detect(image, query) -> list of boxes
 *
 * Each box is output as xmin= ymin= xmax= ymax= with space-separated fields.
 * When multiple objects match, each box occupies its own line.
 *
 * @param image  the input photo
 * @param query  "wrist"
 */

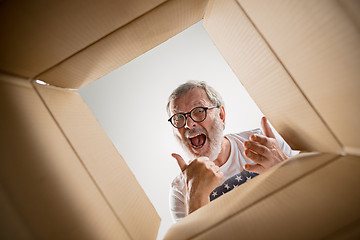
xmin=188 ymin=192 xmax=210 ymax=214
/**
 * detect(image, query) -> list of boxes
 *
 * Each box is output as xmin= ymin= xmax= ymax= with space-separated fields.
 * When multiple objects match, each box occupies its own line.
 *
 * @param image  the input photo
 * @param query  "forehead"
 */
xmin=170 ymin=88 xmax=212 ymax=113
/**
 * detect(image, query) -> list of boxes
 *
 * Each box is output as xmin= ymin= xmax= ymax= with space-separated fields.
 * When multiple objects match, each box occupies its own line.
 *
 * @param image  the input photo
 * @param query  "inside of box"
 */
xmin=1 ymin=0 xmax=360 ymax=239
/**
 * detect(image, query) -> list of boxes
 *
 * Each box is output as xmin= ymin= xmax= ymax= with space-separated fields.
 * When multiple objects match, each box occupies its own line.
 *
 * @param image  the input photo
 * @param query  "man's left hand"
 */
xmin=243 ymin=116 xmax=288 ymax=173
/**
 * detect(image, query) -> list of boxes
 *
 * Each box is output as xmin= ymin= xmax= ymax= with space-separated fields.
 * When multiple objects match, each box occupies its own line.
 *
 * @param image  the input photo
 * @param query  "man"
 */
xmin=167 ymin=81 xmax=298 ymax=222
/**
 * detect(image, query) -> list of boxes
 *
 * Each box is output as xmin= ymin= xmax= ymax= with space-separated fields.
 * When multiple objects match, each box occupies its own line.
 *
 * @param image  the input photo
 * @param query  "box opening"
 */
xmin=78 ymin=21 xmax=265 ymax=239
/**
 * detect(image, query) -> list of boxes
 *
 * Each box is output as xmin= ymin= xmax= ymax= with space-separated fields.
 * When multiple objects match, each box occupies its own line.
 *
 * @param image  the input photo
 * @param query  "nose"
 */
xmin=184 ymin=114 xmax=196 ymax=129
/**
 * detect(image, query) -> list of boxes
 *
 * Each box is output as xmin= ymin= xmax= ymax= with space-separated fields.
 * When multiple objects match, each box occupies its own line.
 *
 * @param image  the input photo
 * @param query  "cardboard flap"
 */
xmin=203 ymin=0 xmax=342 ymax=153
xmin=32 ymin=82 xmax=160 ymax=239
xmin=0 ymin=0 xmax=166 ymax=79
xmin=0 ymin=73 xmax=130 ymax=239
xmin=238 ymin=0 xmax=360 ymax=155
xmin=0 ymin=0 xmax=208 ymax=89
xmin=0 ymin=73 xmax=160 ymax=239
xmin=164 ymin=153 xmax=360 ymax=239
xmin=37 ymin=0 xmax=208 ymax=89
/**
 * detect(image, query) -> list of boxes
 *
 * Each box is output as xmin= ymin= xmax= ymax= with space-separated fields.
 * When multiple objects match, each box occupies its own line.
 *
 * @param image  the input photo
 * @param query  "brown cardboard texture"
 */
xmin=203 ymin=0 xmax=358 ymax=153
xmin=0 ymin=75 xmax=133 ymax=239
xmin=1 ymin=0 xmax=360 ymax=239
xmin=0 ymin=0 xmax=208 ymax=89
xmin=164 ymin=153 xmax=360 ymax=239
xmin=238 ymin=0 xmax=360 ymax=155
xmin=0 ymin=0 xmax=167 ymax=79
xmin=32 ymin=82 xmax=160 ymax=239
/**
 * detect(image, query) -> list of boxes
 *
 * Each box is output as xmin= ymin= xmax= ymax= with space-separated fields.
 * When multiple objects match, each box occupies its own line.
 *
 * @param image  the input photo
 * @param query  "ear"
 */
xmin=219 ymin=106 xmax=226 ymax=127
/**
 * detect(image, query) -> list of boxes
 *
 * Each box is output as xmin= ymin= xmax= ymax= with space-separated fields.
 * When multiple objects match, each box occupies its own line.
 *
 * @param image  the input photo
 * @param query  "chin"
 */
xmin=189 ymin=146 xmax=219 ymax=162
xmin=190 ymin=149 xmax=210 ymax=159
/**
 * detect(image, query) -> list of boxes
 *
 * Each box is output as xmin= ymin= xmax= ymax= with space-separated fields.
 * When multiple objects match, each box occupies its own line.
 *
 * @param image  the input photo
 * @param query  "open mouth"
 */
xmin=189 ymin=133 xmax=207 ymax=149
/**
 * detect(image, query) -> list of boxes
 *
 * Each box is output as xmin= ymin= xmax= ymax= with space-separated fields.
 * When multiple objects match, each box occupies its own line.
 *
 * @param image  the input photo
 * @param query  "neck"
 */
xmin=213 ymin=136 xmax=231 ymax=167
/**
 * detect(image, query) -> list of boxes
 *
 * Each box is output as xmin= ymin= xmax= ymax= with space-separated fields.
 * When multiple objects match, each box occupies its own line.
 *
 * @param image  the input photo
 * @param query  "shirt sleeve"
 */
xmin=270 ymin=126 xmax=300 ymax=157
xmin=169 ymin=178 xmax=186 ymax=222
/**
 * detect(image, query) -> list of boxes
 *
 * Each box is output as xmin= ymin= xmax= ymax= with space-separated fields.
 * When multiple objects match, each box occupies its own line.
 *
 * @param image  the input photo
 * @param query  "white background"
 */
xmin=79 ymin=21 xmax=264 ymax=240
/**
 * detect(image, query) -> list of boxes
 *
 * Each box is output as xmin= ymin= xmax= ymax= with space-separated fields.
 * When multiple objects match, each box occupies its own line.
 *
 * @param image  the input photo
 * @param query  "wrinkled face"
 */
xmin=169 ymin=88 xmax=225 ymax=161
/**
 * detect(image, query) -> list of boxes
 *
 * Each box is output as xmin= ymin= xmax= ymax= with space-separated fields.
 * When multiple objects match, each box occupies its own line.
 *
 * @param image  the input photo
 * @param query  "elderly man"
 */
xmin=167 ymin=81 xmax=298 ymax=222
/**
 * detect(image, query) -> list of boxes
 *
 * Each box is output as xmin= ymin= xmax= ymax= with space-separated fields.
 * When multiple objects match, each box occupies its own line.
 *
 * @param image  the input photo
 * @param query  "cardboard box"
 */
xmin=1 ymin=0 xmax=359 ymax=239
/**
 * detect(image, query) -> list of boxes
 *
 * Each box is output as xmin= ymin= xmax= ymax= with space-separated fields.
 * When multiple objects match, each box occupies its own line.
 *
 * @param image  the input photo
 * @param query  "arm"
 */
xmin=172 ymin=154 xmax=223 ymax=215
xmin=169 ymin=184 xmax=186 ymax=222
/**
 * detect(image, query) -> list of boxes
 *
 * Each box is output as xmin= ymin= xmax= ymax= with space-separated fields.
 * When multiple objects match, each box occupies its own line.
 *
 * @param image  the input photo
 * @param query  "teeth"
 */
xmin=188 ymin=133 xmax=203 ymax=139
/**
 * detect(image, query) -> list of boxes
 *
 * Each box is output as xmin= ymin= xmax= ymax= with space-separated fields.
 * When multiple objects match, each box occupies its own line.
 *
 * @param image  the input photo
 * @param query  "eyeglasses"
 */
xmin=168 ymin=106 xmax=220 ymax=129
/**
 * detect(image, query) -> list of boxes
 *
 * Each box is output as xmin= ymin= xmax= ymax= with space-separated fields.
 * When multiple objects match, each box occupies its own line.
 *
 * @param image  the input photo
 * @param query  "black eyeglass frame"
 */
xmin=168 ymin=105 xmax=220 ymax=129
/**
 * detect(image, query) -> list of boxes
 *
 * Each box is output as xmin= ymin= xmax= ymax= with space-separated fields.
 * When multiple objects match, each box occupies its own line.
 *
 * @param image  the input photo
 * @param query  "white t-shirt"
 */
xmin=169 ymin=128 xmax=298 ymax=222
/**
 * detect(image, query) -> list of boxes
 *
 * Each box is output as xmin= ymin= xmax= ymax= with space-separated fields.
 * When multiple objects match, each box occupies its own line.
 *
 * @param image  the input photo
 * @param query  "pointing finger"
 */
xmin=261 ymin=116 xmax=276 ymax=139
xmin=172 ymin=153 xmax=188 ymax=172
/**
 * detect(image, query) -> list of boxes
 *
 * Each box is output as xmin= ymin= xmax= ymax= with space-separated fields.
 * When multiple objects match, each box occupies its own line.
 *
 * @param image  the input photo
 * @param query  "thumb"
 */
xmin=261 ymin=116 xmax=276 ymax=139
xmin=172 ymin=153 xmax=188 ymax=172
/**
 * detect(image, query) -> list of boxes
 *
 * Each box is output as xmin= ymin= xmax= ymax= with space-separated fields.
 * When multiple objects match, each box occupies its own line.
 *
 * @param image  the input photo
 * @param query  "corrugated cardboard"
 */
xmin=239 ymin=0 xmax=360 ymax=156
xmin=203 ymin=0 xmax=343 ymax=153
xmin=1 ymin=0 xmax=359 ymax=239
xmin=0 ymin=0 xmax=166 ymax=79
xmin=37 ymin=0 xmax=208 ymax=89
xmin=164 ymin=152 xmax=360 ymax=239
xmin=0 ymin=73 xmax=157 ymax=239
xmin=33 ymin=82 xmax=160 ymax=240
xmin=0 ymin=0 xmax=208 ymax=89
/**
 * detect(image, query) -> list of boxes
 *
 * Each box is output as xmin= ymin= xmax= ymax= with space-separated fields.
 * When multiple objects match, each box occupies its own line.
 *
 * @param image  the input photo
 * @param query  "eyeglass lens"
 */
xmin=171 ymin=107 xmax=206 ymax=128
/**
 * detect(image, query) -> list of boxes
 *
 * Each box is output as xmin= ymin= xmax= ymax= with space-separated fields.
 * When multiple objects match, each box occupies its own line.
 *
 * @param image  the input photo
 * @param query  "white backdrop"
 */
xmin=79 ymin=21 xmax=264 ymax=240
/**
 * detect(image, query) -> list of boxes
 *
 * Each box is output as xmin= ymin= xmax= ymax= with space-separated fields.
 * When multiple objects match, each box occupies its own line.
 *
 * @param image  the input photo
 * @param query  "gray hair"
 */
xmin=166 ymin=80 xmax=224 ymax=116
